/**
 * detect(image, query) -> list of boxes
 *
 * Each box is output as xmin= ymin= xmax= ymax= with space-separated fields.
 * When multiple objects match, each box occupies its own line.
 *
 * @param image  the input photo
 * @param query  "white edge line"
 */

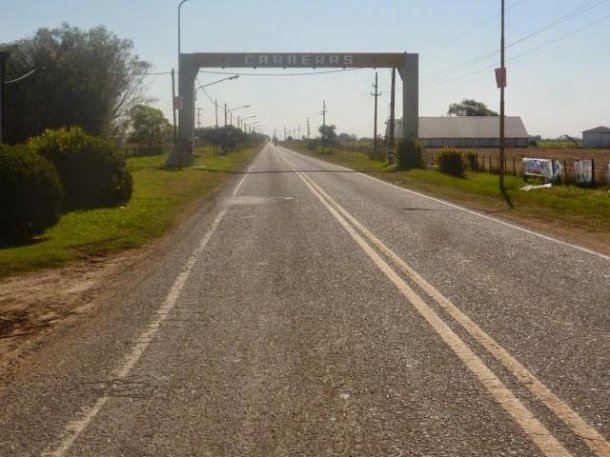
xmin=44 ymin=169 xmax=251 ymax=457
xmin=281 ymin=146 xmax=610 ymax=262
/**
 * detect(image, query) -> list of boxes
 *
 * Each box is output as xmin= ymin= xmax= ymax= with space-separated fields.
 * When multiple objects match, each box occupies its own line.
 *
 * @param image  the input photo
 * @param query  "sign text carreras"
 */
xmin=244 ymin=54 xmax=354 ymax=67
xmin=190 ymin=53 xmax=407 ymax=69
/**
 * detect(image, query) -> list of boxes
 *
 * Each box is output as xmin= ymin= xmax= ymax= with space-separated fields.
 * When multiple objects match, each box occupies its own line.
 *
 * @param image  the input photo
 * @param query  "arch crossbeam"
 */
xmin=169 ymin=52 xmax=418 ymax=166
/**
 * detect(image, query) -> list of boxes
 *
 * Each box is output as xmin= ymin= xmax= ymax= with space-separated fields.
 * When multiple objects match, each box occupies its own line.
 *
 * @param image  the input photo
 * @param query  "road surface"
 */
xmin=1 ymin=143 xmax=609 ymax=457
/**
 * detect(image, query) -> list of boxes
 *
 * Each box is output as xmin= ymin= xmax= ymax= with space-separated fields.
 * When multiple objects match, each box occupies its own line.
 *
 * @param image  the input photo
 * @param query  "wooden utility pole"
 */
xmin=196 ymin=107 xmax=202 ymax=129
xmin=171 ymin=68 xmax=177 ymax=153
xmin=499 ymin=0 xmax=506 ymax=194
xmin=215 ymin=99 xmax=219 ymax=128
xmin=371 ymin=72 xmax=381 ymax=153
xmin=307 ymin=117 xmax=310 ymax=140
xmin=389 ymin=68 xmax=396 ymax=164
xmin=322 ymin=100 xmax=327 ymax=127
xmin=224 ymin=103 xmax=228 ymax=127
xmin=321 ymin=100 xmax=327 ymax=150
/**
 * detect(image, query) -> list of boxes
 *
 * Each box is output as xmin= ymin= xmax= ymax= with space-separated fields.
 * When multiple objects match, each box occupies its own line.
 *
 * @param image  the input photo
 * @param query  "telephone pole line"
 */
xmin=371 ymin=72 xmax=382 ymax=153
xmin=322 ymin=100 xmax=327 ymax=127
xmin=307 ymin=118 xmax=311 ymax=141
xmin=196 ymin=108 xmax=202 ymax=129
xmin=215 ymin=100 xmax=219 ymax=128
xmin=389 ymin=68 xmax=396 ymax=164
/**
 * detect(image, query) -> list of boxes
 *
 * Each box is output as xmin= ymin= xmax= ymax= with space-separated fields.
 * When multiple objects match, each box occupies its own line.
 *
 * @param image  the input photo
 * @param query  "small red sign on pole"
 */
xmin=174 ymin=96 xmax=184 ymax=111
xmin=495 ymin=67 xmax=507 ymax=88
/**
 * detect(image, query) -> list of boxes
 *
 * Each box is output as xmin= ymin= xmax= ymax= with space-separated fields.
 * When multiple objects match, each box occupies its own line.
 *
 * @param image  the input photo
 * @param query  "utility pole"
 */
xmin=171 ymin=68 xmax=177 ymax=154
xmin=298 ymin=124 xmax=301 ymax=140
xmin=307 ymin=118 xmax=310 ymax=141
xmin=322 ymin=100 xmax=327 ymax=127
xmin=499 ymin=0 xmax=507 ymax=195
xmin=321 ymin=100 xmax=328 ymax=150
xmin=371 ymin=72 xmax=381 ymax=153
xmin=196 ymin=107 xmax=202 ymax=129
xmin=215 ymin=99 xmax=219 ymax=128
xmin=224 ymin=103 xmax=228 ymax=127
xmin=283 ymin=126 xmax=287 ymax=141
xmin=389 ymin=68 xmax=396 ymax=164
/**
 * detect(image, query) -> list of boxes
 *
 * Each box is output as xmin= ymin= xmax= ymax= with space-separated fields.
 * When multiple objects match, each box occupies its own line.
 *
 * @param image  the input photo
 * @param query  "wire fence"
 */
xmin=335 ymin=141 xmax=610 ymax=187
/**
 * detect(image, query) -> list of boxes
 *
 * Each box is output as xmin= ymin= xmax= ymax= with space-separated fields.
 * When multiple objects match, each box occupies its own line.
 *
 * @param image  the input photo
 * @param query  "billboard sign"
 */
xmin=523 ymin=158 xmax=561 ymax=183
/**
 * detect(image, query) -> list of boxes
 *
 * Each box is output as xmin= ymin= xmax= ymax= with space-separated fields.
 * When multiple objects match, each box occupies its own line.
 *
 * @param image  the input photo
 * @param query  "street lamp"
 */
xmin=240 ymin=115 xmax=256 ymax=130
xmin=225 ymin=104 xmax=251 ymax=126
xmin=196 ymin=74 xmax=239 ymax=92
xmin=178 ymin=0 xmax=191 ymax=61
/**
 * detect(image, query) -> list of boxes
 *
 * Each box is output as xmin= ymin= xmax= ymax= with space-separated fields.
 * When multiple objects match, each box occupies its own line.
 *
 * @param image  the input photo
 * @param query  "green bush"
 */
xmin=465 ymin=151 xmax=479 ymax=171
xmin=438 ymin=147 xmax=467 ymax=177
xmin=29 ymin=127 xmax=132 ymax=211
xmin=0 ymin=144 xmax=63 ymax=242
xmin=397 ymin=140 xmax=424 ymax=170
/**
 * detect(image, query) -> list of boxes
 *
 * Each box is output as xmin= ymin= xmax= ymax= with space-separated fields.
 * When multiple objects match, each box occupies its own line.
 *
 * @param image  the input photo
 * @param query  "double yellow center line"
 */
xmin=280 ymin=149 xmax=609 ymax=457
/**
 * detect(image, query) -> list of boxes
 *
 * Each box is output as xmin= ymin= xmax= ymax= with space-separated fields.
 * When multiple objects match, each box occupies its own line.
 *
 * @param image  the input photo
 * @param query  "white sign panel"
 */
xmin=574 ymin=160 xmax=593 ymax=185
xmin=522 ymin=158 xmax=562 ymax=184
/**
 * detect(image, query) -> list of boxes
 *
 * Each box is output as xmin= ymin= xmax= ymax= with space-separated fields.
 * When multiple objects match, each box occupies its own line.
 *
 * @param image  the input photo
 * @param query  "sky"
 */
xmin=1 ymin=0 xmax=609 ymax=139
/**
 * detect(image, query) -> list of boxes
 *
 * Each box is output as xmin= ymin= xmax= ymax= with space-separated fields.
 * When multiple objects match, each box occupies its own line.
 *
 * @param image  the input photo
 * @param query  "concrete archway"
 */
xmin=169 ymin=52 xmax=418 ymax=166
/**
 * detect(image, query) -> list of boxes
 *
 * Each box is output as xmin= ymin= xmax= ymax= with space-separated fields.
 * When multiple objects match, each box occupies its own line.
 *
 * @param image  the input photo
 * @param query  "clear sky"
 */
xmin=2 ymin=0 xmax=609 ymax=139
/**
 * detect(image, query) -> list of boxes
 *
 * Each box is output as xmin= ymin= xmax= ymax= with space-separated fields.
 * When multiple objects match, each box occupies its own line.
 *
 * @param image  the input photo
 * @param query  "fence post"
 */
xmin=591 ymin=159 xmax=596 ymax=187
xmin=563 ymin=160 xmax=568 ymax=186
xmin=513 ymin=156 xmax=516 ymax=176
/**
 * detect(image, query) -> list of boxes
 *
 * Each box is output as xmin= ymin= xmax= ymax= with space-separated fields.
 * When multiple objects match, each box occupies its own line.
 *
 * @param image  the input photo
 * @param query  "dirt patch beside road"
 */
xmin=0 ymin=249 xmax=146 ymax=383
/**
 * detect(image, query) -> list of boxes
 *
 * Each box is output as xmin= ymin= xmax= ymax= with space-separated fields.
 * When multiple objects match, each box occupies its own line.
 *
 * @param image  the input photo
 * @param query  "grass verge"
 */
xmin=289 ymin=144 xmax=610 ymax=253
xmin=0 ymin=147 xmax=260 ymax=278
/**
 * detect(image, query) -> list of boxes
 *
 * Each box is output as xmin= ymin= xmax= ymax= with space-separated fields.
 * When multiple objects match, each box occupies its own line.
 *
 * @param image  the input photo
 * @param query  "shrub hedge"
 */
xmin=29 ymin=127 xmax=133 ymax=211
xmin=0 ymin=144 xmax=63 ymax=242
xmin=438 ymin=147 xmax=467 ymax=177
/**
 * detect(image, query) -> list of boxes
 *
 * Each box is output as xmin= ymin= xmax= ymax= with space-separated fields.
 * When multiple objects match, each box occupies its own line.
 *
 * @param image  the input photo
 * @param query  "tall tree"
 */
xmin=128 ymin=104 xmax=171 ymax=152
xmin=1 ymin=24 xmax=150 ymax=143
xmin=448 ymin=99 xmax=498 ymax=117
xmin=319 ymin=124 xmax=337 ymax=144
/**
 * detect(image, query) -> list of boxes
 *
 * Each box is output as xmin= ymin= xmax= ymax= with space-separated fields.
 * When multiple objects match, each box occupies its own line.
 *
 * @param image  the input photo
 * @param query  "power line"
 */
xmin=422 ymin=0 xmax=609 ymax=81
xmin=507 ymin=0 xmax=608 ymax=48
xmin=422 ymin=11 xmax=610 ymax=90
xmin=421 ymin=0 xmax=528 ymax=55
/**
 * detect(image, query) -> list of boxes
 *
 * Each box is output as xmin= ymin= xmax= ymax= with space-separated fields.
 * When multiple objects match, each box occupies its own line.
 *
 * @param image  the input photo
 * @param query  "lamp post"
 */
xmin=194 ymin=75 xmax=239 ymax=130
xmin=226 ymin=104 xmax=251 ymax=126
xmin=241 ymin=115 xmax=256 ymax=130
xmin=178 ymin=0 xmax=190 ymax=61
xmin=196 ymin=74 xmax=239 ymax=92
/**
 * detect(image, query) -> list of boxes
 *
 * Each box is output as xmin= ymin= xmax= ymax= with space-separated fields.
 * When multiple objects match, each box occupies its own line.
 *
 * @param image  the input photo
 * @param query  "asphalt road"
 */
xmin=0 ymin=143 xmax=608 ymax=457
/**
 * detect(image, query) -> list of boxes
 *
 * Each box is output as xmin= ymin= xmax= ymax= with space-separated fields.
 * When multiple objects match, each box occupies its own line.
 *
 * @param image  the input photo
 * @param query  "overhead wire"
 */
xmin=421 ymin=0 xmax=528 ymax=55
xmin=422 ymin=0 xmax=609 ymax=82
xmin=422 ymin=10 xmax=610 ymax=90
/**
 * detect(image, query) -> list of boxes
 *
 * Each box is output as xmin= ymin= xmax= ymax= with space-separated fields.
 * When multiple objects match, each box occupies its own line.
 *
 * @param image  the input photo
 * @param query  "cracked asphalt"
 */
xmin=0 ymin=143 xmax=608 ymax=456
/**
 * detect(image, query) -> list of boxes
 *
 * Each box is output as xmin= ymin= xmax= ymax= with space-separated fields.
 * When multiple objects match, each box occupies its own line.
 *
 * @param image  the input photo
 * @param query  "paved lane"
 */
xmin=0 ymin=143 xmax=608 ymax=456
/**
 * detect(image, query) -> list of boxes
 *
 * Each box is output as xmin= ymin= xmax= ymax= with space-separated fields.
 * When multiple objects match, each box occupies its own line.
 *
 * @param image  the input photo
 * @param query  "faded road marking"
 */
xmin=281 ymin=151 xmax=573 ymax=457
xmin=43 ymin=167 xmax=252 ymax=457
xmin=281 ymin=147 xmax=610 ymax=457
